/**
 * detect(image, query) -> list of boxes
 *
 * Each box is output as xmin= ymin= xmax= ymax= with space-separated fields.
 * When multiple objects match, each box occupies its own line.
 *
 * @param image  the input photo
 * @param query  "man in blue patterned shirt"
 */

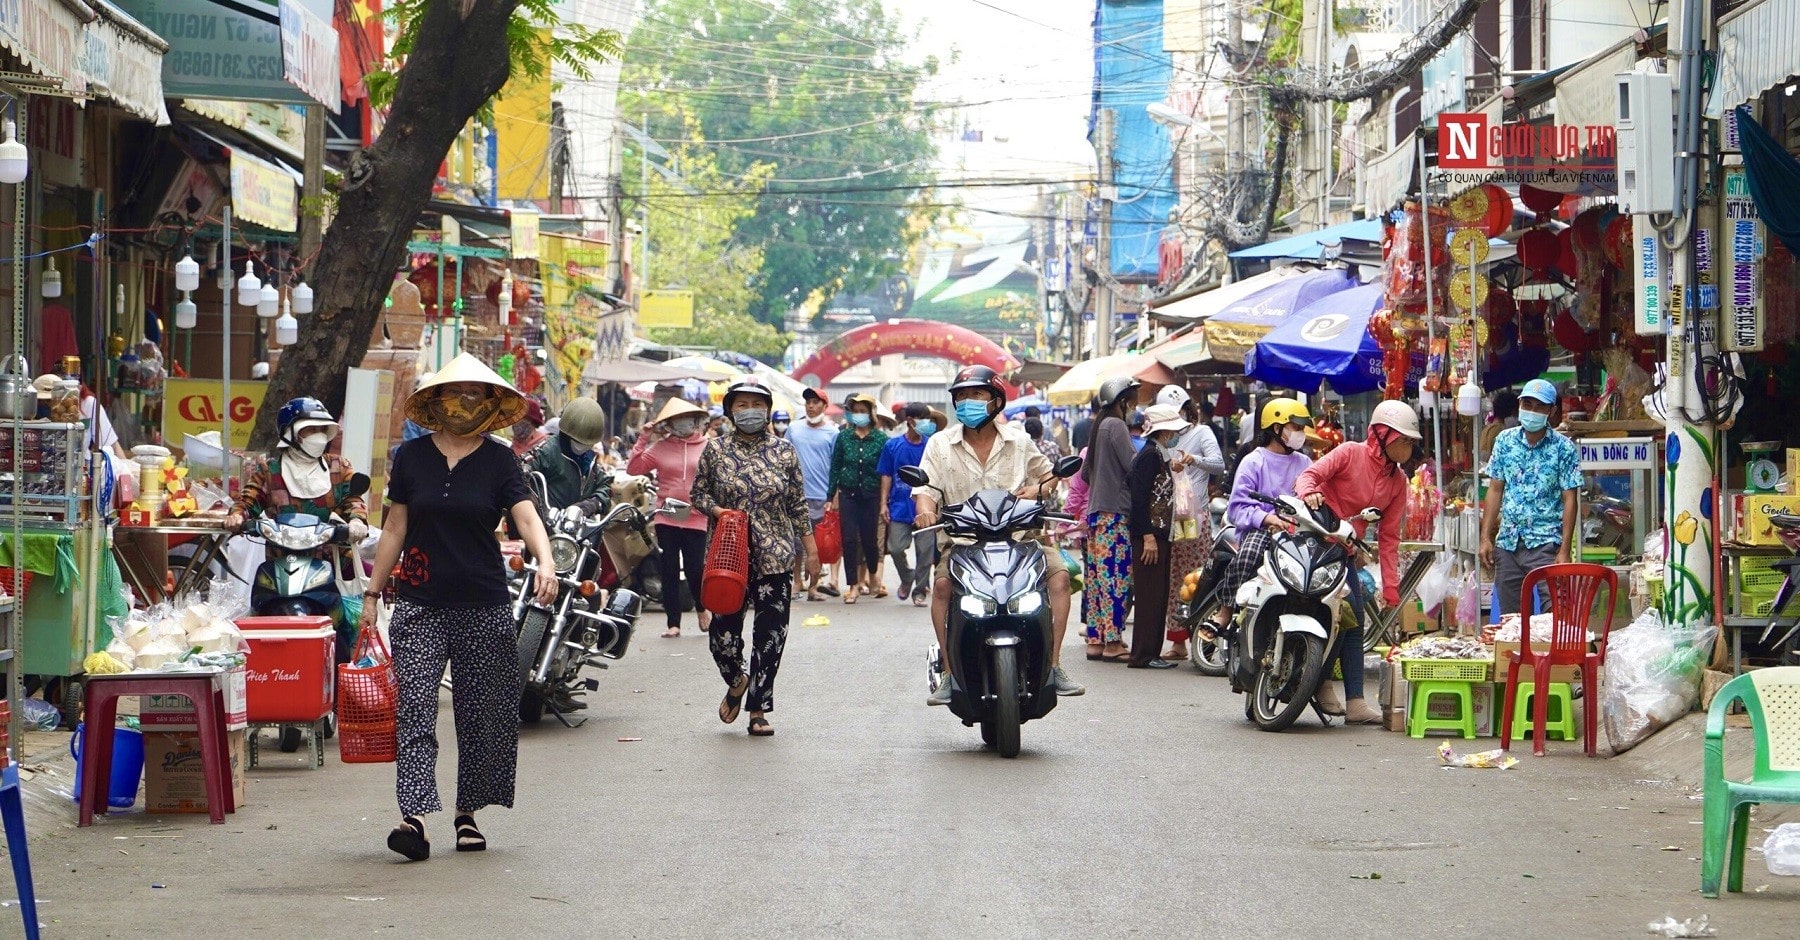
xmin=1479 ymin=379 xmax=1582 ymax=616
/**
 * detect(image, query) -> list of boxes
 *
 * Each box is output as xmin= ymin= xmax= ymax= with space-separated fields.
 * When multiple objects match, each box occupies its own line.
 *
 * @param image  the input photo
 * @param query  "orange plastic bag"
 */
xmin=337 ymin=622 xmax=398 ymax=764
xmin=701 ymin=509 xmax=751 ymax=616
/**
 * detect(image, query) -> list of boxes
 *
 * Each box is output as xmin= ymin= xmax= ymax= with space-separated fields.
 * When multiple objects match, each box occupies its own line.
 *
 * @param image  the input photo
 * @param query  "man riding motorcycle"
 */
xmin=914 ymin=366 xmax=1084 ymax=703
xmin=522 ymin=397 xmax=611 ymax=515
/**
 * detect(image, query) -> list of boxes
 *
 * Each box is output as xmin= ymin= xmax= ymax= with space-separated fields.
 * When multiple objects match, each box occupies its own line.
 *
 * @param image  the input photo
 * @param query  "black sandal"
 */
xmin=719 ymin=675 xmax=749 ymax=724
xmin=748 ymin=716 xmax=774 ymax=737
xmin=454 ymin=814 xmax=486 ymax=852
xmin=387 ymin=816 xmax=430 ymax=861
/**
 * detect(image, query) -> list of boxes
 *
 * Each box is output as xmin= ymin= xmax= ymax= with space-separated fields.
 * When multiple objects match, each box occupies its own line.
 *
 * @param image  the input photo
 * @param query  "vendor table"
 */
xmin=1366 ymin=541 xmax=1444 ymax=647
xmin=111 ymin=524 xmax=235 ymax=607
xmin=1719 ymin=541 xmax=1790 ymax=674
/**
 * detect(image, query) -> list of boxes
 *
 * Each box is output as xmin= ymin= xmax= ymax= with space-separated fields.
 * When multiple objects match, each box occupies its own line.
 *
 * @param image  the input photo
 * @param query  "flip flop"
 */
xmin=453 ymin=814 xmax=486 ymax=852
xmin=748 ymin=716 xmax=774 ymax=737
xmin=387 ymin=816 xmax=430 ymax=862
xmin=1101 ymin=650 xmax=1131 ymax=662
xmin=661 ymin=627 xmax=681 ymax=638
xmin=1086 ymin=645 xmax=1105 ymax=661
xmin=718 ymin=675 xmax=750 ymax=724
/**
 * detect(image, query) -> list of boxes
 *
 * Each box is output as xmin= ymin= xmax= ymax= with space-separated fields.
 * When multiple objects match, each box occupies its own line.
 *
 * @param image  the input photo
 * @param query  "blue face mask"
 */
xmin=915 ymin=419 xmax=937 ymax=437
xmin=1518 ymin=410 xmax=1550 ymax=433
xmin=955 ymin=400 xmax=992 ymax=428
xmin=849 ymin=412 xmax=871 ymax=428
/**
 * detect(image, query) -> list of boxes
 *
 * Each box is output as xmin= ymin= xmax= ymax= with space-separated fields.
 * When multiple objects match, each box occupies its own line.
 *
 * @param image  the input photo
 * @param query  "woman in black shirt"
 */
xmin=1126 ymin=404 xmax=1191 ymax=669
xmin=358 ymin=354 xmax=558 ymax=861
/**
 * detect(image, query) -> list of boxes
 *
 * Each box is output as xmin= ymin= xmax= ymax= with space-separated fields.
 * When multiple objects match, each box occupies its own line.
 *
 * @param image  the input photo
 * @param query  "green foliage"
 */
xmin=621 ymin=0 xmax=940 ymax=325
xmin=365 ymin=0 xmax=619 ymax=114
xmin=1257 ymin=0 xmax=1306 ymax=68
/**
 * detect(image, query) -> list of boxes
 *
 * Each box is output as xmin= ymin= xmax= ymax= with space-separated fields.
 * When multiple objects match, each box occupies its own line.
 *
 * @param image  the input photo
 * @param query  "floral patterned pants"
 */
xmin=1084 ymin=512 xmax=1131 ymax=645
xmin=390 ymin=601 xmax=519 ymax=818
xmin=708 ymin=572 xmax=793 ymax=713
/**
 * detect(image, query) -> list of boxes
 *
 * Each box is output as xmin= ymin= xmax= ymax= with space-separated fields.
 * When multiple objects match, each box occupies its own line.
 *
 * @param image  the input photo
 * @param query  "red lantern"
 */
xmin=1556 ymin=227 xmax=1578 ymax=277
xmin=1517 ymin=228 xmax=1559 ymax=273
xmin=1478 ymin=184 xmax=1513 ymax=238
xmin=1552 ymin=310 xmax=1598 ymax=352
xmin=1519 ymin=184 xmax=1562 ymax=215
xmin=1572 ymin=208 xmax=1606 ymax=253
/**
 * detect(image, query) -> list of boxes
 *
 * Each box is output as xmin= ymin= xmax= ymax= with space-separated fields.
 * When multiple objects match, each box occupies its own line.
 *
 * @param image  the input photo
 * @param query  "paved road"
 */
xmin=16 ymin=592 xmax=1794 ymax=937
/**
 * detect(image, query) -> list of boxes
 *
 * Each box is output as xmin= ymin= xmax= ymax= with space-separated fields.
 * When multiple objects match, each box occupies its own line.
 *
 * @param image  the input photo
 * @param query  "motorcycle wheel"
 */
xmin=517 ymin=608 xmax=552 ymax=725
xmin=990 ymin=646 xmax=1022 ymax=758
xmin=277 ymin=726 xmax=303 ymax=753
xmin=1189 ymin=597 xmax=1227 ymax=677
xmin=1250 ymin=633 xmax=1327 ymax=732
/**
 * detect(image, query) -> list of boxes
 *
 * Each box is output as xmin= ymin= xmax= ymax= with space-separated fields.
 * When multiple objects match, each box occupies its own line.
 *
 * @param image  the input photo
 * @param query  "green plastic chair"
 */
xmin=1701 ymin=667 xmax=1800 ymax=898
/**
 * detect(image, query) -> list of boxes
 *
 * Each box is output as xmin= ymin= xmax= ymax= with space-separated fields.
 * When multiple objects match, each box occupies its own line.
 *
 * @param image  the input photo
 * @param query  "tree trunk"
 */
xmin=250 ymin=0 xmax=522 ymax=448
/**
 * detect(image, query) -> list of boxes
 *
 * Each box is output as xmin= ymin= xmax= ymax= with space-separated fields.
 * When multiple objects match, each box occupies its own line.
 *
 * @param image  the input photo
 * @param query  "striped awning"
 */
xmin=1716 ymin=0 xmax=1800 ymax=108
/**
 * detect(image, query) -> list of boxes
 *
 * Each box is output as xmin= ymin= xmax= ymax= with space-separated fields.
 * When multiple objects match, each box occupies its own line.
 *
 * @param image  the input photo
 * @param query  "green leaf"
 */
xmin=1681 ymin=426 xmax=1715 ymax=468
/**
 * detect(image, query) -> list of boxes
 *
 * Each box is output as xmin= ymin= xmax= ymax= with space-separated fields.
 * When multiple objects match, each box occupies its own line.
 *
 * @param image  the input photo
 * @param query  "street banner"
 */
xmin=230 ymin=149 xmax=298 ymax=232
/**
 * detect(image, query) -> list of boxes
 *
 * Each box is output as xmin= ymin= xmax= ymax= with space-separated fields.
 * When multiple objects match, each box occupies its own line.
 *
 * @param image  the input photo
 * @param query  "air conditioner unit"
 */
xmin=1615 ymin=72 xmax=1676 ymax=215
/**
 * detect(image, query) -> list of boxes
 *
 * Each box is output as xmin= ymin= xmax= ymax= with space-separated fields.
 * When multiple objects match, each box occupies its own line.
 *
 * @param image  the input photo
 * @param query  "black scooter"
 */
xmin=900 ymin=456 xmax=1082 ymax=758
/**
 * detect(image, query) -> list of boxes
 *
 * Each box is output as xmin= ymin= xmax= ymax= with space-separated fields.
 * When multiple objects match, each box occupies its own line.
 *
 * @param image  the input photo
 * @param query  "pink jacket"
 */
xmin=627 ymin=433 xmax=708 ymax=531
xmin=1294 ymin=434 xmax=1408 ymax=607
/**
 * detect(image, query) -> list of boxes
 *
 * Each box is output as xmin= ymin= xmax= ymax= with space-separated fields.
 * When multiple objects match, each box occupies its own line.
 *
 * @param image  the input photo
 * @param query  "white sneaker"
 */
xmin=927 ymin=674 xmax=954 ymax=706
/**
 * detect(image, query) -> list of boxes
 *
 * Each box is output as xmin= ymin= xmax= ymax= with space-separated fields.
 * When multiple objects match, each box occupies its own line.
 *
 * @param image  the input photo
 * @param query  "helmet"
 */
xmin=772 ymin=410 xmax=791 ymax=423
xmin=1096 ymin=377 xmax=1140 ymax=412
xmin=1155 ymin=385 xmax=1191 ymax=410
xmin=721 ymin=377 xmax=775 ymax=414
xmin=558 ymin=397 xmax=606 ymax=449
xmin=276 ymin=397 xmax=337 ymax=448
xmin=1369 ymin=400 xmax=1423 ymax=440
xmin=948 ymin=365 xmax=1007 ymax=407
xmin=1259 ymin=398 xmax=1313 ymax=430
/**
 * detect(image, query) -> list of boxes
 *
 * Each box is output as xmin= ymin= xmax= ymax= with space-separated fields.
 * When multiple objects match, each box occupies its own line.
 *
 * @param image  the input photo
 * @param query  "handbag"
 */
xmin=337 ymin=619 xmax=399 ymax=764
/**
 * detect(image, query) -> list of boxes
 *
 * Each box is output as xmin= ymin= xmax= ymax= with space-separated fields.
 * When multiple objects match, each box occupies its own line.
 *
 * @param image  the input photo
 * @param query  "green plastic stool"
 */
xmin=1508 ymin=681 xmax=1577 ymax=743
xmin=1407 ymin=680 xmax=1478 ymax=739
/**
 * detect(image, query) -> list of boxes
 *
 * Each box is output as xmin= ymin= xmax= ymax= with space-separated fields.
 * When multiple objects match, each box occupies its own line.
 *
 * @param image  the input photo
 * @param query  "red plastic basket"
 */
xmin=701 ymin=509 xmax=751 ymax=616
xmin=336 ymin=625 xmax=398 ymax=764
xmin=0 ymin=568 xmax=34 ymax=610
xmin=814 ymin=508 xmax=842 ymax=566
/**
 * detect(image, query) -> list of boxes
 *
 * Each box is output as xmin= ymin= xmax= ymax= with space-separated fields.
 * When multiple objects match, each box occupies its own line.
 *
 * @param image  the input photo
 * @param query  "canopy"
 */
xmin=1245 ymin=284 xmax=1423 ymax=394
xmin=1149 ymin=267 xmax=1359 ymax=368
xmin=582 ymin=357 xmax=714 ymax=385
xmin=1043 ymin=354 xmax=1177 ymax=406
xmin=663 ymin=355 xmax=745 ymax=379
xmin=1003 ymin=394 xmax=1050 ymax=418
xmin=1228 ymin=219 xmax=1386 ymax=261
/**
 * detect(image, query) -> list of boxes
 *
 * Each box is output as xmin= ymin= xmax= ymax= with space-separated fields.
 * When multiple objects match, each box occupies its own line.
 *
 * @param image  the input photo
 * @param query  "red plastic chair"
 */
xmin=1497 ymin=563 xmax=1618 ymax=757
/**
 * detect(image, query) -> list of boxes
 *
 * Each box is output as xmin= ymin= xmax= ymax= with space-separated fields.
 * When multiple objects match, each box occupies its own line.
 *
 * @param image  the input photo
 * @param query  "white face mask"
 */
xmin=297 ymin=431 xmax=331 ymax=458
xmin=1282 ymin=428 xmax=1307 ymax=452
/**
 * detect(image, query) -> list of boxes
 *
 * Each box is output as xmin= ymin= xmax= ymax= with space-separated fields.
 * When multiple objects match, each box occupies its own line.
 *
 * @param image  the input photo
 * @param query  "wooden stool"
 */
xmin=1508 ymin=681 xmax=1578 ymax=743
xmin=79 ymin=672 xmax=234 ymax=826
xmin=1407 ymin=680 xmax=1479 ymax=739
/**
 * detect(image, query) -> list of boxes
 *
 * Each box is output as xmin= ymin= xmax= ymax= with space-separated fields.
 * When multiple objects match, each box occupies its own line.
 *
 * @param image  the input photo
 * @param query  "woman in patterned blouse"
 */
xmin=690 ymin=378 xmax=819 ymax=737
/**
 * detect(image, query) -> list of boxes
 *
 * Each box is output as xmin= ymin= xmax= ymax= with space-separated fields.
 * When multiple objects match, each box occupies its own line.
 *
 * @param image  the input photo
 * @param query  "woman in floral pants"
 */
xmin=1081 ymin=378 xmax=1140 ymax=661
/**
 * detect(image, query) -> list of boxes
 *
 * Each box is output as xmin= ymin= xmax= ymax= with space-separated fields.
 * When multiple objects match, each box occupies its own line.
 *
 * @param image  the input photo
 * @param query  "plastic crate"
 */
xmin=1740 ymin=570 xmax=1789 ymax=592
xmin=1400 ymin=658 xmax=1492 ymax=682
xmin=1746 ymin=594 xmax=1794 ymax=619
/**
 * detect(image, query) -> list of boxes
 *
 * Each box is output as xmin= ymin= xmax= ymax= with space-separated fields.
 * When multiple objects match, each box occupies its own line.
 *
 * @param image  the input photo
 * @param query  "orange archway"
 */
xmin=793 ymin=319 xmax=1021 ymax=389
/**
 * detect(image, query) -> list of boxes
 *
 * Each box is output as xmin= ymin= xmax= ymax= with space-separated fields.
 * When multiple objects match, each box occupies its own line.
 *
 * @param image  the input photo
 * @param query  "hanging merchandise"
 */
xmin=1517 ymin=228 xmax=1560 ymax=273
xmin=1556 ymin=227 xmax=1578 ymax=279
xmin=1450 ymin=228 xmax=1489 ymax=266
xmin=1447 ymin=184 xmax=1514 ymax=238
xmin=1383 ymin=201 xmax=1447 ymax=314
xmin=1519 ymin=183 xmax=1564 ymax=217
xmin=1448 ymin=270 xmax=1490 ymax=312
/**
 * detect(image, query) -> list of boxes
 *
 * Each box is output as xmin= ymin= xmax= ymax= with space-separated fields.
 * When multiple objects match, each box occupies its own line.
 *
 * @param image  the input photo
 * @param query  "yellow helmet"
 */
xmin=1259 ymin=398 xmax=1313 ymax=430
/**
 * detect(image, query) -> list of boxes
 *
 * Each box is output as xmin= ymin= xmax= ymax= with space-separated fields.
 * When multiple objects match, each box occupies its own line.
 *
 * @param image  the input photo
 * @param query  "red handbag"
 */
xmin=814 ymin=507 xmax=843 ymax=566
xmin=701 ymin=509 xmax=751 ymax=615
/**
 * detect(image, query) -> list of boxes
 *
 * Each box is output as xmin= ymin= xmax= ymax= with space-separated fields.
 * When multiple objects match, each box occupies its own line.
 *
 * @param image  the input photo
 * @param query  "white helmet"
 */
xmin=1370 ymin=400 xmax=1423 ymax=440
xmin=1155 ymin=385 xmax=1192 ymax=410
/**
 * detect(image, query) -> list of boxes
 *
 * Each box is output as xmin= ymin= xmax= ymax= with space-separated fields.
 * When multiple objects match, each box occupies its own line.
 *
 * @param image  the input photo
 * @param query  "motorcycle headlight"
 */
xmin=1309 ymin=561 xmax=1346 ymax=593
xmin=1273 ymin=546 xmax=1309 ymax=593
xmin=550 ymin=536 xmax=581 ymax=574
xmin=1007 ymin=591 xmax=1044 ymax=617
xmin=959 ymin=594 xmax=999 ymax=619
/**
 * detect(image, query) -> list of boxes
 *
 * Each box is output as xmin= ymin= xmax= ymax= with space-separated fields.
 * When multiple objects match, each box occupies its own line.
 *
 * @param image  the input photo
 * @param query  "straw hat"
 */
xmin=1143 ymin=403 xmax=1192 ymax=436
xmin=654 ymin=397 xmax=708 ymax=426
xmin=405 ymin=352 xmax=527 ymax=434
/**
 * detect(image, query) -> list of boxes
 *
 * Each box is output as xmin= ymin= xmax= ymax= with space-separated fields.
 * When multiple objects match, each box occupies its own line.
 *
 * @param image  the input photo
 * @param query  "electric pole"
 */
xmin=1095 ymin=108 xmax=1116 ymax=359
xmin=1298 ymin=0 xmax=1333 ymax=229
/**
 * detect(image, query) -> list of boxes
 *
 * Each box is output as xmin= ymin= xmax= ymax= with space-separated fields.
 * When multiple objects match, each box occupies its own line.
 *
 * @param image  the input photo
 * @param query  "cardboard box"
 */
xmin=1421 ymin=681 xmax=1498 ymax=736
xmin=1383 ymin=705 xmax=1407 ymax=733
xmin=1492 ymin=642 xmax=1584 ymax=685
xmin=1739 ymin=495 xmax=1800 ymax=546
xmin=1400 ymin=599 xmax=1434 ymax=635
xmin=143 ymin=728 xmax=247 ymax=814
xmin=138 ymin=666 xmax=248 ymax=732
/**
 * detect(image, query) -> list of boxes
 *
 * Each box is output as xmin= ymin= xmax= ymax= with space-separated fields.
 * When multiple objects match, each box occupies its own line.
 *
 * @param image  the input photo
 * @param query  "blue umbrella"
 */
xmin=1004 ymin=394 xmax=1049 ymax=418
xmin=1245 ymin=283 xmax=1423 ymax=394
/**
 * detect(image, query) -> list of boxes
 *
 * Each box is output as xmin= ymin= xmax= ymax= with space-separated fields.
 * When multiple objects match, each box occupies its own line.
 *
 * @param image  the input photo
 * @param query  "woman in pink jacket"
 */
xmin=628 ymin=398 xmax=713 ymax=636
xmin=1292 ymin=400 xmax=1420 ymax=724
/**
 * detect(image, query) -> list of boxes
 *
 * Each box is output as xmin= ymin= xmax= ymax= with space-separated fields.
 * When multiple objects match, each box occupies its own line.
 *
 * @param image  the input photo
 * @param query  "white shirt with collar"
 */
xmin=916 ymin=419 xmax=1052 ymax=509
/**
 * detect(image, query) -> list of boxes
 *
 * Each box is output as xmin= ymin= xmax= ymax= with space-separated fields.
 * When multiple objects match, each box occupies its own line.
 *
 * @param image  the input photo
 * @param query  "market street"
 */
xmin=11 ymin=594 xmax=1792 ymax=938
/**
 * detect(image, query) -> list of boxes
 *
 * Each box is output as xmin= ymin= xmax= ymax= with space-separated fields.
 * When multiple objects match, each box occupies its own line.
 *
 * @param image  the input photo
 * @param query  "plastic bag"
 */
xmin=20 ymin=697 xmax=61 ymax=731
xmin=1416 ymin=555 xmax=1453 ymax=614
xmin=1600 ymin=610 xmax=1717 ymax=754
xmin=814 ymin=508 xmax=842 ymax=566
xmin=1765 ymin=823 xmax=1800 ymax=876
xmin=1172 ymin=472 xmax=1197 ymax=523
xmin=1454 ymin=568 xmax=1480 ymax=632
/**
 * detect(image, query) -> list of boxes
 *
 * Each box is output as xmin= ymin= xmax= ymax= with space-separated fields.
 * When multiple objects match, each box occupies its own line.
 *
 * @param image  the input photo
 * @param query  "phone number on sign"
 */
xmin=166 ymin=51 xmax=283 ymax=82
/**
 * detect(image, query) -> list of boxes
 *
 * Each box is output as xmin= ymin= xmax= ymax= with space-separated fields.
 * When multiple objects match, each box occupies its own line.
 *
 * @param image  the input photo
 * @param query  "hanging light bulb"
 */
xmin=40 ymin=256 xmax=61 ymax=299
xmin=0 ymin=119 xmax=27 ymax=185
xmin=257 ymin=280 xmax=278 ymax=318
xmin=175 ymin=293 xmax=198 ymax=330
xmin=496 ymin=270 xmax=514 ymax=327
xmin=274 ymin=297 xmax=298 ymax=346
xmin=174 ymin=254 xmax=200 ymax=292
xmin=1456 ymin=380 xmax=1483 ymax=417
xmin=291 ymin=279 xmax=313 ymax=314
xmin=115 ymin=283 xmax=126 ymax=317
xmin=236 ymin=261 xmax=261 ymax=307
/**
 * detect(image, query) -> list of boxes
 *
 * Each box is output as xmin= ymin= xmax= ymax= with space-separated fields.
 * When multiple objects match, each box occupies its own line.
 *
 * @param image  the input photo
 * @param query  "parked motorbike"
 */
xmin=900 ymin=455 xmax=1082 ymax=758
xmin=1175 ymin=518 xmax=1237 ymax=677
xmin=507 ymin=472 xmax=674 ymax=725
xmin=1224 ymin=492 xmax=1378 ymax=732
xmin=1756 ymin=513 xmax=1800 ymax=663
xmin=1581 ymin=485 xmax=1633 ymax=553
xmin=610 ymin=472 xmax=670 ymax=609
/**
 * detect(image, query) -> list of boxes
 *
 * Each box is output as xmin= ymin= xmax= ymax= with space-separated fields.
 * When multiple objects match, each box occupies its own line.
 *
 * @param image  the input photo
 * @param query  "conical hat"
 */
xmin=653 ymin=397 xmax=708 ymax=425
xmin=405 ymin=352 xmax=527 ymax=434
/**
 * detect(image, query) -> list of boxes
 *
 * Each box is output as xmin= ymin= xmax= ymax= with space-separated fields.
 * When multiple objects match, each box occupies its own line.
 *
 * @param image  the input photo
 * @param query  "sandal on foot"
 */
xmin=387 ymin=816 xmax=430 ymax=861
xmin=719 ymin=675 xmax=750 ymax=724
xmin=1102 ymin=649 xmax=1131 ymax=662
xmin=748 ymin=716 xmax=774 ymax=737
xmin=661 ymin=627 xmax=681 ymax=638
xmin=453 ymin=814 xmax=486 ymax=852
xmin=1086 ymin=645 xmax=1106 ymax=661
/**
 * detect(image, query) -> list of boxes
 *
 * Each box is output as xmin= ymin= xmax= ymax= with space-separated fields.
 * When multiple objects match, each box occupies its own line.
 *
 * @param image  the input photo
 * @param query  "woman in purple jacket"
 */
xmin=1207 ymin=398 xmax=1315 ymax=634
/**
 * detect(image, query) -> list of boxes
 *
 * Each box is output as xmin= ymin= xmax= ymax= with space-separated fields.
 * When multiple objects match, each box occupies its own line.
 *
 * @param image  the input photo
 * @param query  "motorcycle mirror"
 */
xmin=1053 ymin=455 xmax=1083 ymax=479
xmin=346 ymin=473 xmax=371 ymax=498
xmin=898 ymin=466 xmax=930 ymax=488
xmin=1358 ymin=507 xmax=1383 ymax=523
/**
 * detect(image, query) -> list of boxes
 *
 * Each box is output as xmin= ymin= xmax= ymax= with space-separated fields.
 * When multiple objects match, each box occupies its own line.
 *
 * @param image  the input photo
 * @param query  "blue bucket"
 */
xmin=70 ymin=723 xmax=145 ymax=809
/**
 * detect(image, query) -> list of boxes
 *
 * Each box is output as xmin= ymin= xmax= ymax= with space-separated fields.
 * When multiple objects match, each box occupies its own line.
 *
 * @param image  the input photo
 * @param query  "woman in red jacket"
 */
xmin=628 ymin=398 xmax=713 ymax=636
xmin=1292 ymin=400 xmax=1420 ymax=724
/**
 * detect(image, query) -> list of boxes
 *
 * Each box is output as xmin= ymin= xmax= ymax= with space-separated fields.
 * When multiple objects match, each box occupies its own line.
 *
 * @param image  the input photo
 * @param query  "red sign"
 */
xmin=792 ymin=320 xmax=1021 ymax=391
xmin=1438 ymin=113 xmax=1616 ymax=169
xmin=1158 ymin=236 xmax=1184 ymax=287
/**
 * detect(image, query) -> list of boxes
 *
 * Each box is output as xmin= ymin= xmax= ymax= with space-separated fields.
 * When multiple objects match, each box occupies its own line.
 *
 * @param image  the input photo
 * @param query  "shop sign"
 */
xmin=163 ymin=379 xmax=268 ymax=451
xmin=0 ymin=0 xmax=89 ymax=98
xmin=277 ymin=0 xmax=338 ymax=110
xmin=509 ymin=208 xmax=540 ymax=260
xmin=229 ymin=148 xmax=297 ymax=231
xmin=117 ymin=0 xmax=333 ymax=106
xmin=1722 ymin=165 xmax=1764 ymax=352
xmin=640 ymin=290 xmax=694 ymax=329
xmin=1633 ymin=215 xmax=1669 ymax=336
xmin=1578 ymin=437 xmax=1656 ymax=471
xmin=25 ymin=97 xmax=83 ymax=188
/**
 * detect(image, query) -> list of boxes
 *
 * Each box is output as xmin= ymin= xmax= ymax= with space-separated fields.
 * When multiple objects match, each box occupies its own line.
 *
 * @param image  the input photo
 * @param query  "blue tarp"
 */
xmin=1091 ymin=0 xmax=1173 ymax=280
xmin=1245 ymin=283 xmax=1424 ymax=395
xmin=1228 ymin=219 xmax=1388 ymax=260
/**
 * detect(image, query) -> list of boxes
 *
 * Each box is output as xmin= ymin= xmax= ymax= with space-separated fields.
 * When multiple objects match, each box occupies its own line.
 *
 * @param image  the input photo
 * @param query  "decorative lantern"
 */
xmin=1517 ymin=228 xmax=1559 ymax=273
xmin=1519 ymin=184 xmax=1563 ymax=216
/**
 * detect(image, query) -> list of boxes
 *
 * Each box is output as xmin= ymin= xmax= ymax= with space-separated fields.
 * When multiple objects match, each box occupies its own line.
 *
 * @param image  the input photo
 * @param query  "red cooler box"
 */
xmin=238 ymin=616 xmax=336 ymax=724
